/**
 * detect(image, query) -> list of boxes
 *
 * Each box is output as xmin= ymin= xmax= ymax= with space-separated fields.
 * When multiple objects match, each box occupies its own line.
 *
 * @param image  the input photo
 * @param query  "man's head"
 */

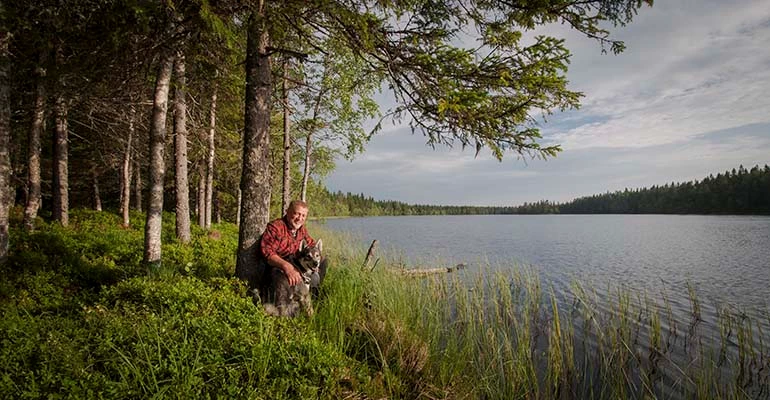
xmin=285 ymin=200 xmax=308 ymax=231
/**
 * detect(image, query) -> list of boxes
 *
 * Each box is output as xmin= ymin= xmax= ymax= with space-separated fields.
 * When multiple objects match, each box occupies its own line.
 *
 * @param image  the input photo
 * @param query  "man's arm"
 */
xmin=261 ymin=223 xmax=302 ymax=286
xmin=266 ymin=254 xmax=302 ymax=286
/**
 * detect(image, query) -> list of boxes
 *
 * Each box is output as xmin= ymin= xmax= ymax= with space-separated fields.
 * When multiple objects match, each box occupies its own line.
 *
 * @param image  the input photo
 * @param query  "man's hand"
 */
xmin=268 ymin=254 xmax=301 ymax=286
xmin=283 ymin=264 xmax=302 ymax=286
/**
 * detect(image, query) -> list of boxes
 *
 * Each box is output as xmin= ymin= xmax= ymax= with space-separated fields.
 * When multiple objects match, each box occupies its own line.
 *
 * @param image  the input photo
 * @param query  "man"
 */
xmin=258 ymin=200 xmax=326 ymax=297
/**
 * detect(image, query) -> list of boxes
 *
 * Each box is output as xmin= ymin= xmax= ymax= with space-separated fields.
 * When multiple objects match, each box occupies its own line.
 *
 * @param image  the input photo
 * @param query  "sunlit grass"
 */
xmin=1 ymin=211 xmax=768 ymax=399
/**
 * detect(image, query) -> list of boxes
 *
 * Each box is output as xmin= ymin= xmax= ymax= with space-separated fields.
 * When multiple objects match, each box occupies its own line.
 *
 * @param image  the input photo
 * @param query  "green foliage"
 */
xmin=310 ymin=164 xmax=770 ymax=217
xmin=3 ymin=210 xmax=768 ymax=399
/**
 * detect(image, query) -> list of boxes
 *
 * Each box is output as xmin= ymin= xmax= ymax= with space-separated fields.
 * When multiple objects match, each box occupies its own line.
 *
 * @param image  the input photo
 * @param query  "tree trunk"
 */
xmin=214 ymin=190 xmax=221 ymax=224
xmin=235 ymin=10 xmax=272 ymax=284
xmin=23 ymin=62 xmax=46 ymax=231
xmin=143 ymin=50 xmax=174 ymax=266
xmin=134 ymin=159 xmax=142 ymax=212
xmin=121 ymin=105 xmax=134 ymax=227
xmin=0 ymin=30 xmax=12 ymax=264
xmin=301 ymin=132 xmax=312 ymax=202
xmin=301 ymin=88 xmax=323 ymax=203
xmin=91 ymin=165 xmax=102 ymax=211
xmin=236 ymin=188 xmax=241 ymax=226
xmin=281 ymin=60 xmax=291 ymax=212
xmin=197 ymin=163 xmax=205 ymax=227
xmin=52 ymin=93 xmax=69 ymax=226
xmin=173 ymin=52 xmax=191 ymax=243
xmin=52 ymin=43 xmax=69 ymax=226
xmin=205 ymin=85 xmax=216 ymax=229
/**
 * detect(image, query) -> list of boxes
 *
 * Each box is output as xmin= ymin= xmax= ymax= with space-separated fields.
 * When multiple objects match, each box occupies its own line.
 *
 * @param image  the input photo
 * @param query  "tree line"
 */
xmin=315 ymin=165 xmax=770 ymax=216
xmin=0 ymin=0 xmax=652 ymax=267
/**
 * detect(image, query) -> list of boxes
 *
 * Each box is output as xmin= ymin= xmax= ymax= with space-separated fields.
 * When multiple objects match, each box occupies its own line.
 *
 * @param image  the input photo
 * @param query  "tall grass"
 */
xmin=1 ymin=211 xmax=768 ymax=399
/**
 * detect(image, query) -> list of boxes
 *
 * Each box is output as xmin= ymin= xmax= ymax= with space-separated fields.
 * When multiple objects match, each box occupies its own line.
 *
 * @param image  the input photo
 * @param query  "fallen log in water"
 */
xmin=399 ymin=263 xmax=467 ymax=276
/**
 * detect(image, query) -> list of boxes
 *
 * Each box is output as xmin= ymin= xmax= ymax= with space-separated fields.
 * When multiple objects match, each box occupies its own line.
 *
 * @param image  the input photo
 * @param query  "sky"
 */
xmin=325 ymin=0 xmax=770 ymax=207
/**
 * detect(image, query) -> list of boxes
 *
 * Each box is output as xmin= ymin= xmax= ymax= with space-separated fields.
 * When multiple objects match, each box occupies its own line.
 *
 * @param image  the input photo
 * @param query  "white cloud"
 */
xmin=541 ymin=0 xmax=770 ymax=150
xmin=326 ymin=0 xmax=770 ymax=206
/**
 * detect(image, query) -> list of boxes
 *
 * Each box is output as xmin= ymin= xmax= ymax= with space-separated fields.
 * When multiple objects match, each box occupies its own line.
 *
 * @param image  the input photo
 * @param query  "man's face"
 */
xmin=286 ymin=205 xmax=308 ymax=231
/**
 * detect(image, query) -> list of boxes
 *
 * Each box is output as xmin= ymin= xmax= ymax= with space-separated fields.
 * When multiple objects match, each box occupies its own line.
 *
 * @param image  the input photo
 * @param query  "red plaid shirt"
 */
xmin=260 ymin=216 xmax=315 ymax=260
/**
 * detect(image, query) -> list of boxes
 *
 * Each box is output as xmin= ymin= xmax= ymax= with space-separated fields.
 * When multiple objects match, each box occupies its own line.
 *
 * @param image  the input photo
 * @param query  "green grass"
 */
xmin=1 ymin=209 xmax=768 ymax=399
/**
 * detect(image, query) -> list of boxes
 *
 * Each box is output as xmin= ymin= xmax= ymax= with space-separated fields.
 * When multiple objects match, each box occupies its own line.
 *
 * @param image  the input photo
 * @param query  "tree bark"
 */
xmin=121 ymin=105 xmax=134 ymax=227
xmin=197 ymin=162 xmax=205 ymax=227
xmin=301 ymin=88 xmax=323 ymax=202
xmin=91 ymin=164 xmax=102 ymax=211
xmin=301 ymin=132 xmax=311 ymax=202
xmin=0 ymin=30 xmax=12 ymax=264
xmin=143 ymin=50 xmax=174 ymax=266
xmin=236 ymin=188 xmax=241 ymax=226
xmin=281 ymin=60 xmax=291 ymax=212
xmin=52 ymin=42 xmax=69 ymax=226
xmin=23 ymin=62 xmax=46 ymax=231
xmin=235 ymin=9 xmax=272 ymax=284
xmin=133 ymin=159 xmax=142 ymax=212
xmin=51 ymin=93 xmax=69 ymax=226
xmin=173 ymin=52 xmax=191 ymax=243
xmin=205 ymin=85 xmax=216 ymax=229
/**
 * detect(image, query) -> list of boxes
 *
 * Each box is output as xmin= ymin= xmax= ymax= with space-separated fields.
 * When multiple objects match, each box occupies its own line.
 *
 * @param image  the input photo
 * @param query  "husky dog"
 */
xmin=264 ymin=239 xmax=323 ymax=317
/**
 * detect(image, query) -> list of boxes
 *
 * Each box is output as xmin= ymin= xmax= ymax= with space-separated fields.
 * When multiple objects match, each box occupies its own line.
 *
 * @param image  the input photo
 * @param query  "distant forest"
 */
xmin=315 ymin=164 xmax=770 ymax=216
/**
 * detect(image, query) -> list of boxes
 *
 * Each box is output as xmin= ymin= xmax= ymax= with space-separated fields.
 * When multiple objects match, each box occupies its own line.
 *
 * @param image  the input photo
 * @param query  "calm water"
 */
xmin=323 ymin=214 xmax=770 ymax=395
xmin=322 ymin=214 xmax=770 ymax=316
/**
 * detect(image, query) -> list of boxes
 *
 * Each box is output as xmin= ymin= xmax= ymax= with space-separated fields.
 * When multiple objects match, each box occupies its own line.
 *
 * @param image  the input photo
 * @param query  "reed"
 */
xmin=2 ymin=214 xmax=768 ymax=399
xmin=335 ymin=231 xmax=770 ymax=399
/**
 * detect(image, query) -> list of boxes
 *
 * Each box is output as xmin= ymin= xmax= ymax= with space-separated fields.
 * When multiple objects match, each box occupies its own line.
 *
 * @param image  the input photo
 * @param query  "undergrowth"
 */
xmin=1 ymin=209 xmax=768 ymax=399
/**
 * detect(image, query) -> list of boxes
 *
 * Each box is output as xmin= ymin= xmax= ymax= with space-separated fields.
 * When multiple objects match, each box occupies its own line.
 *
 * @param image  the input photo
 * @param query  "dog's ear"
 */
xmin=316 ymin=238 xmax=323 ymax=252
xmin=300 ymin=240 xmax=306 ymax=251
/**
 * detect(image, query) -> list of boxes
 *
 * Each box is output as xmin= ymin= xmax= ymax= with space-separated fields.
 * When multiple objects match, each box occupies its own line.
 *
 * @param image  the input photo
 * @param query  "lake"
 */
xmin=322 ymin=214 xmax=770 ymax=324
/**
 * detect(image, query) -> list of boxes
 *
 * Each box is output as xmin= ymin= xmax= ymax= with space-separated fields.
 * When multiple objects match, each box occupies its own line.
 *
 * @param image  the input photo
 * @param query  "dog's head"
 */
xmin=293 ymin=239 xmax=323 ymax=277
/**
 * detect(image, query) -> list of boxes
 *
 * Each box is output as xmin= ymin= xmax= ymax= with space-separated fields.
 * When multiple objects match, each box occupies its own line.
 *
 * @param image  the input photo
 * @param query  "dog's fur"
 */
xmin=264 ymin=239 xmax=323 ymax=317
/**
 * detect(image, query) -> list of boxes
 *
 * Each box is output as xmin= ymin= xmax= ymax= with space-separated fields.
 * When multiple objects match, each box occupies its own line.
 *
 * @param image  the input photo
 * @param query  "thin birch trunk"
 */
xmin=134 ymin=159 xmax=142 ymax=211
xmin=121 ymin=105 xmax=134 ymax=227
xmin=214 ymin=191 xmax=221 ymax=224
xmin=301 ymin=88 xmax=324 ymax=202
xmin=236 ymin=188 xmax=241 ymax=226
xmin=143 ymin=50 xmax=174 ymax=266
xmin=205 ymin=85 xmax=216 ymax=229
xmin=52 ymin=93 xmax=69 ymax=226
xmin=281 ymin=60 xmax=291 ymax=212
xmin=0 ymin=30 xmax=11 ymax=264
xmin=52 ymin=43 xmax=69 ymax=226
xmin=301 ymin=132 xmax=311 ymax=202
xmin=23 ymin=62 xmax=46 ymax=230
xmin=197 ymin=163 xmax=205 ymax=227
xmin=173 ymin=52 xmax=191 ymax=243
xmin=235 ymin=8 xmax=272 ymax=284
xmin=91 ymin=165 xmax=102 ymax=211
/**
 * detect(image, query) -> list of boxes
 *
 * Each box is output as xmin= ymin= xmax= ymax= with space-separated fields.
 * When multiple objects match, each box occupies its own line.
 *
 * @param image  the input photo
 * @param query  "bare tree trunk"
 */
xmin=133 ymin=159 xmax=142 ymax=212
xmin=301 ymin=89 xmax=323 ymax=202
xmin=236 ymin=188 xmax=241 ymax=226
xmin=197 ymin=163 xmax=205 ymax=227
xmin=214 ymin=190 xmax=221 ymax=224
xmin=301 ymin=132 xmax=312 ymax=202
xmin=173 ymin=52 xmax=191 ymax=243
xmin=205 ymin=85 xmax=216 ymax=229
xmin=235 ymin=9 xmax=272 ymax=284
xmin=52 ymin=43 xmax=69 ymax=226
xmin=23 ymin=61 xmax=46 ymax=230
xmin=281 ymin=60 xmax=291 ymax=212
xmin=0 ymin=30 xmax=11 ymax=264
xmin=143 ymin=50 xmax=174 ymax=266
xmin=52 ymin=93 xmax=69 ymax=226
xmin=121 ymin=105 xmax=134 ymax=227
xmin=91 ymin=164 xmax=102 ymax=211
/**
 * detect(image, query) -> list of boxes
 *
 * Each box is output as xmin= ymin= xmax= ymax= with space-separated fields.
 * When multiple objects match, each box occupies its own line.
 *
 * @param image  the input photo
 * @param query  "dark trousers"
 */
xmin=258 ymin=257 xmax=328 ymax=303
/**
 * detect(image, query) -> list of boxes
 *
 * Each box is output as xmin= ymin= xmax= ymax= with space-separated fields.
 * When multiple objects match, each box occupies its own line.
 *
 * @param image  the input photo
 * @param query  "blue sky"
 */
xmin=325 ymin=0 xmax=770 ymax=206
